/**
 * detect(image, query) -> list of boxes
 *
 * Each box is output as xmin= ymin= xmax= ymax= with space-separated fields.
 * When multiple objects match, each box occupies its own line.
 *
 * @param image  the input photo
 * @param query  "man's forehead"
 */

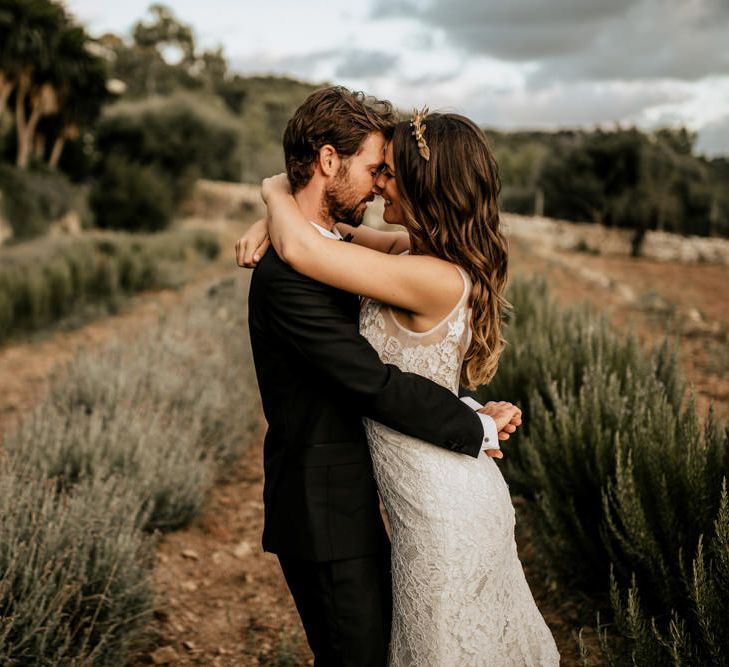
xmin=355 ymin=131 xmax=385 ymax=156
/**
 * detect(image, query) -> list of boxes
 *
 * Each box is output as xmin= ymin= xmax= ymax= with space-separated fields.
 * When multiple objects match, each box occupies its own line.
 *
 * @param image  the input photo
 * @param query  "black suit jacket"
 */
xmin=248 ymin=248 xmax=484 ymax=562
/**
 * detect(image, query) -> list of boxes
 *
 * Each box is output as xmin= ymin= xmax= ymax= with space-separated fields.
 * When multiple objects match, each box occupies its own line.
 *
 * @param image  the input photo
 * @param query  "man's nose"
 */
xmin=373 ymin=173 xmax=385 ymax=193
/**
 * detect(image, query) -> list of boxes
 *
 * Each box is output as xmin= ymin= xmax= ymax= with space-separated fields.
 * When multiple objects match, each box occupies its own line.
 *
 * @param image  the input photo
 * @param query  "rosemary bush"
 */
xmin=478 ymin=275 xmax=729 ymax=665
xmin=4 ymin=402 xmax=212 ymax=532
xmin=0 ymin=461 xmax=154 ymax=666
xmin=4 ymin=275 xmax=256 ymax=530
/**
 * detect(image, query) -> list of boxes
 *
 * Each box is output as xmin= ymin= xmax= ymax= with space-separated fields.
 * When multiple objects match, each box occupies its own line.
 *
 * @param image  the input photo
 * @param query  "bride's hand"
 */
xmin=479 ymin=401 xmax=521 ymax=432
xmin=235 ymin=217 xmax=271 ymax=267
xmin=261 ymin=173 xmax=291 ymax=204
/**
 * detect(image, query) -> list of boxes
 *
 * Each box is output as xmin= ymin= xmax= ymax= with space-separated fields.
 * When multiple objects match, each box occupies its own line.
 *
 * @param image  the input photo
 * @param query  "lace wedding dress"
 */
xmin=360 ymin=266 xmax=560 ymax=666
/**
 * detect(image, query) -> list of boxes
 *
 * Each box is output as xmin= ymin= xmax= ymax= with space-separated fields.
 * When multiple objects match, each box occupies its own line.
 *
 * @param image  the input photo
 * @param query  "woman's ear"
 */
xmin=318 ymin=144 xmax=341 ymax=177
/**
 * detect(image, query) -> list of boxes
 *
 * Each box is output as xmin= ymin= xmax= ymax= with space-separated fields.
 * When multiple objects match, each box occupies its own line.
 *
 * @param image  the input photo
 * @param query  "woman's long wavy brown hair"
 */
xmin=391 ymin=113 xmax=509 ymax=388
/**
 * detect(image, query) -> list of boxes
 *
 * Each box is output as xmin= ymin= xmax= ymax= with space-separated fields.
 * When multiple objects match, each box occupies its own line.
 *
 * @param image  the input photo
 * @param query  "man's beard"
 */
xmin=323 ymin=167 xmax=371 ymax=227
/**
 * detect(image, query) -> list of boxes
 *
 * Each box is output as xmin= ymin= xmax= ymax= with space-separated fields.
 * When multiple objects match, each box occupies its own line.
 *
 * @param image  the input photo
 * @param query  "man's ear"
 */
xmin=317 ymin=144 xmax=341 ymax=177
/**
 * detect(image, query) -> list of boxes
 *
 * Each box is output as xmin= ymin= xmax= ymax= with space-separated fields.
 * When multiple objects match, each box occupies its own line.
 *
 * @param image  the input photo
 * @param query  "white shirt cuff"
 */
xmin=460 ymin=396 xmax=500 ymax=451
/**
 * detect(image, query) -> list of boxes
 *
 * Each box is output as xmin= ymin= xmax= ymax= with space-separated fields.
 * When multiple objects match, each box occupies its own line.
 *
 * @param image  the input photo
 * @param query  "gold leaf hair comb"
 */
xmin=410 ymin=106 xmax=430 ymax=161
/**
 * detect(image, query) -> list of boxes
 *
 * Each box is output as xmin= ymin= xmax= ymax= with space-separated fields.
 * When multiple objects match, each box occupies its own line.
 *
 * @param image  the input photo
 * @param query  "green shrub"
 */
xmin=0 ymin=229 xmax=220 ymax=343
xmin=479 ymin=277 xmax=683 ymax=499
xmin=478 ymin=275 xmax=729 ymax=664
xmin=599 ymin=410 xmax=729 ymax=665
xmin=0 ymin=165 xmax=90 ymax=242
xmin=95 ymin=91 xmax=242 ymax=207
xmin=91 ymin=155 xmax=175 ymax=232
xmin=0 ymin=462 xmax=154 ymax=666
xmin=45 ymin=257 xmax=74 ymax=318
xmin=500 ymin=185 xmax=537 ymax=215
xmin=221 ymin=76 xmax=319 ymax=183
xmin=194 ymin=231 xmax=222 ymax=260
xmin=117 ymin=247 xmax=156 ymax=291
xmin=17 ymin=265 xmax=52 ymax=329
xmin=0 ymin=290 xmax=11 ymax=338
xmin=94 ymin=253 xmax=121 ymax=298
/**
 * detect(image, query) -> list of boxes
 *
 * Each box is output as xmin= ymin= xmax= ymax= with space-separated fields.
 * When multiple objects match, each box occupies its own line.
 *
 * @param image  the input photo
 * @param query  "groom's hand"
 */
xmin=478 ymin=401 xmax=522 ymax=458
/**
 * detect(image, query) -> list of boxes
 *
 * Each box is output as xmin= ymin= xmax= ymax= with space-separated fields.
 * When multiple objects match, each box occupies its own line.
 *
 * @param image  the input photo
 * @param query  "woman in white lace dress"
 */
xmin=256 ymin=111 xmax=559 ymax=666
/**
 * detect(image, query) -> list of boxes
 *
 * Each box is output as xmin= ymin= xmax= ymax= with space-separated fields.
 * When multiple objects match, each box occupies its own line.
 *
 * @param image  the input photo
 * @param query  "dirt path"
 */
xmin=136 ymin=422 xmax=312 ymax=666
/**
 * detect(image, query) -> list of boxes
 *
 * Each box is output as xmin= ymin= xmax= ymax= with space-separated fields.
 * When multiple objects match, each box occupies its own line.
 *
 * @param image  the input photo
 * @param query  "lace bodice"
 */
xmin=358 ymin=263 xmax=559 ymax=666
xmin=359 ymin=265 xmax=472 ymax=394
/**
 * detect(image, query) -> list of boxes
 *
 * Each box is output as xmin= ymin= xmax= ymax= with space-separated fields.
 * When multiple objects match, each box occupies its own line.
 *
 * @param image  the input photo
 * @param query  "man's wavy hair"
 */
xmin=283 ymin=86 xmax=397 ymax=193
xmin=391 ymin=113 xmax=510 ymax=389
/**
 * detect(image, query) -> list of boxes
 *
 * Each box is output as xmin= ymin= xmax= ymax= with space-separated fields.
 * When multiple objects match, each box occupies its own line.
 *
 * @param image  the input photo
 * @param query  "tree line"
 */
xmin=1 ymin=0 xmax=727 ymax=242
xmin=489 ymin=126 xmax=729 ymax=240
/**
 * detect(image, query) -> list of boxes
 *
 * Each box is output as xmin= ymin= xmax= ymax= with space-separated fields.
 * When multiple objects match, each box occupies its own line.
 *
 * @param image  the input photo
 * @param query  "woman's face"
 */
xmin=375 ymin=141 xmax=403 ymax=226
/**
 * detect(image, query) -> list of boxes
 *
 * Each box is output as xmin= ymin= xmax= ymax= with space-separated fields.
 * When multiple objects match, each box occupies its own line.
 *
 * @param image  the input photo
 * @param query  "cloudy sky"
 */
xmin=63 ymin=0 xmax=729 ymax=156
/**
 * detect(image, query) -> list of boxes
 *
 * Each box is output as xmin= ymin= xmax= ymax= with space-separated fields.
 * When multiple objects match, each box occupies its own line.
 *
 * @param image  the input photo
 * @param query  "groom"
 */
xmin=241 ymin=86 xmax=518 ymax=666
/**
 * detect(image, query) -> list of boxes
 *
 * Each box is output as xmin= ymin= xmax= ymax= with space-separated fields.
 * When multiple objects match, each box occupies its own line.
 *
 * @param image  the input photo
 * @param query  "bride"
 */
xmin=241 ymin=109 xmax=559 ymax=666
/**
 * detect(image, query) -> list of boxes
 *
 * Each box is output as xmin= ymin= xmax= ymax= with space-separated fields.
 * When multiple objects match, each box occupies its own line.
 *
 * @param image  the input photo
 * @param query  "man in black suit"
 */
xmin=240 ymin=86 xmax=516 ymax=666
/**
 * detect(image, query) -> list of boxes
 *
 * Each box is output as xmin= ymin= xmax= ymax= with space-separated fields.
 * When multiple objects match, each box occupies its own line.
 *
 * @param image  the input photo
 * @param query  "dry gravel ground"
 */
xmin=1 ymin=213 xmax=727 ymax=665
xmin=133 ymin=421 xmax=313 ymax=666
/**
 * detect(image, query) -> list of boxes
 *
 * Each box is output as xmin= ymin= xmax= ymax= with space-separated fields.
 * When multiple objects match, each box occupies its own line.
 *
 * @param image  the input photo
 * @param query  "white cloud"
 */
xmin=379 ymin=0 xmax=729 ymax=82
xmin=62 ymin=0 xmax=729 ymax=154
xmin=335 ymin=50 xmax=400 ymax=78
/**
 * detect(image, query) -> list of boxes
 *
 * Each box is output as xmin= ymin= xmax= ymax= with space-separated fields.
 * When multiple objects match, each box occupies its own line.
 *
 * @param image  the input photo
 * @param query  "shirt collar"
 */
xmin=309 ymin=221 xmax=342 ymax=240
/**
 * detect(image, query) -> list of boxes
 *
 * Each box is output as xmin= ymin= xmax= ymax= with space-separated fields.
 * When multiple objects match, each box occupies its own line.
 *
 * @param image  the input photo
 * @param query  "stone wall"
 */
xmin=503 ymin=214 xmax=729 ymax=266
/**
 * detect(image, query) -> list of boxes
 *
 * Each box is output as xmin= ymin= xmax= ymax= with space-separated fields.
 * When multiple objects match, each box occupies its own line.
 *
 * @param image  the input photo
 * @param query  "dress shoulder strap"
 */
xmin=453 ymin=265 xmax=471 ymax=309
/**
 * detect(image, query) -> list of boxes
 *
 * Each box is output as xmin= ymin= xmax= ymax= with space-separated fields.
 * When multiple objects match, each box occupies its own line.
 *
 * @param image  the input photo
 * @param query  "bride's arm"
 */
xmin=264 ymin=178 xmax=461 ymax=316
xmin=334 ymin=222 xmax=410 ymax=255
xmin=233 ymin=212 xmax=408 ymax=269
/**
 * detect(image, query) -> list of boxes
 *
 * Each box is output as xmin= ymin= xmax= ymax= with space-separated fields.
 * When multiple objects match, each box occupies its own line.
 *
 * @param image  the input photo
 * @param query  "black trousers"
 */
xmin=278 ymin=549 xmax=392 ymax=667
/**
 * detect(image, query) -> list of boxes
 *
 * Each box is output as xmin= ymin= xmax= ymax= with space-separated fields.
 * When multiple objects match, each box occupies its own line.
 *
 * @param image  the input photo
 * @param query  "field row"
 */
xmin=0 ymin=273 xmax=257 ymax=664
